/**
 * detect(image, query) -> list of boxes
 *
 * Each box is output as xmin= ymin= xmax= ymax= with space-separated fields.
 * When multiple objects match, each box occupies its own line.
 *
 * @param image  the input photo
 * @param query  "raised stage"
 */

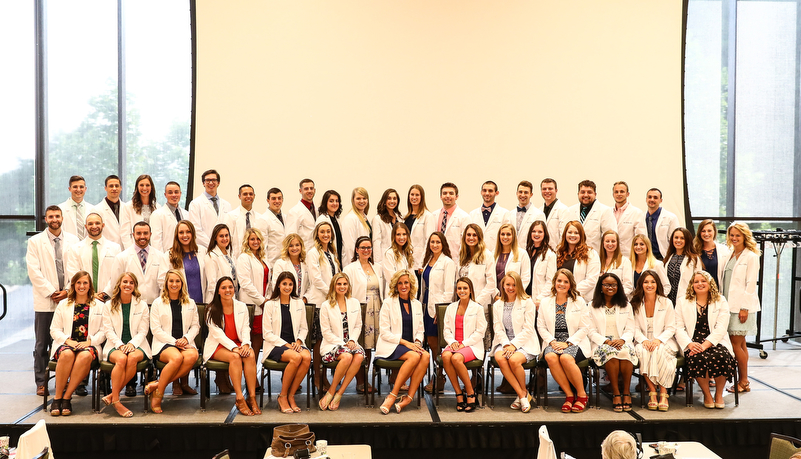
xmin=2 ymin=339 xmax=800 ymax=459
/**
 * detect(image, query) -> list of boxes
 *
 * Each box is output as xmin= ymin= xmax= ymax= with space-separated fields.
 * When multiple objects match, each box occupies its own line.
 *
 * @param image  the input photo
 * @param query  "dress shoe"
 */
xmin=75 ymin=385 xmax=88 ymax=397
xmin=37 ymin=385 xmax=45 ymax=396
xmin=125 ymin=384 xmax=137 ymax=397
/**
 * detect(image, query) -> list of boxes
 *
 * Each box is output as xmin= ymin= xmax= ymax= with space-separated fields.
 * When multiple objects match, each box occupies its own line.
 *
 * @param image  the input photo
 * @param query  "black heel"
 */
xmin=455 ymin=393 xmax=466 ymax=412
xmin=464 ymin=393 xmax=477 ymax=413
xmin=622 ymin=393 xmax=632 ymax=412
xmin=50 ymin=399 xmax=62 ymax=416
xmin=61 ymin=398 xmax=73 ymax=416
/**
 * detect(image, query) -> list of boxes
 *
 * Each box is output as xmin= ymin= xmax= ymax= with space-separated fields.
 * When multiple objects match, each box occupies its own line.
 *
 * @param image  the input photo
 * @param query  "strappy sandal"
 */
xmin=61 ymin=398 xmax=73 ymax=416
xmin=622 ymin=393 xmax=632 ymax=412
xmin=150 ymin=390 xmax=163 ymax=414
xmin=395 ymin=394 xmax=411 ymax=413
xmin=50 ymin=399 xmax=62 ymax=416
xmin=101 ymin=394 xmax=113 ymax=406
xmin=658 ymin=393 xmax=669 ymax=411
xmin=612 ymin=394 xmax=623 ymax=413
xmin=510 ymin=396 xmax=521 ymax=410
xmin=318 ymin=391 xmax=334 ymax=411
xmin=144 ymin=381 xmax=159 ymax=396
xmin=647 ymin=391 xmax=658 ymax=410
xmin=235 ymin=397 xmax=253 ymax=416
xmin=289 ymin=395 xmax=302 ymax=412
xmin=727 ymin=381 xmax=750 ymax=393
xmin=329 ymin=393 xmax=342 ymax=411
xmin=247 ymin=396 xmax=262 ymax=415
xmin=465 ymin=393 xmax=478 ymax=413
xmin=112 ymin=401 xmax=133 ymax=418
xmin=455 ymin=393 xmax=466 ymax=412
xmin=561 ymin=396 xmax=574 ymax=413
xmin=277 ymin=395 xmax=293 ymax=414
xmin=380 ymin=392 xmax=398 ymax=415
xmin=571 ymin=395 xmax=588 ymax=413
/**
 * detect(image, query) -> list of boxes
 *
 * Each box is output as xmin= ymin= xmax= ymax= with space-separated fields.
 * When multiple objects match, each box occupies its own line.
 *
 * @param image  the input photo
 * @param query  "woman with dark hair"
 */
xmin=421 ymin=231 xmax=456 ymax=392
xmin=102 ymin=272 xmax=151 ymax=414
xmin=630 ymin=270 xmax=677 ymax=411
xmin=587 ymin=273 xmax=637 ymax=412
xmin=316 ymin=190 xmax=344 ymax=267
xmin=693 ymin=219 xmax=729 ymax=288
xmin=203 ymin=277 xmax=260 ymax=416
xmin=167 ymin=220 xmax=206 ymax=305
xmin=372 ymin=188 xmax=403 ymax=268
xmin=404 ymin=185 xmax=434 ymax=274
xmin=262 ymin=271 xmax=311 ymax=414
xmin=120 ymin=174 xmax=159 ymax=249
xmin=204 ymin=223 xmax=237 ymax=303
xmin=525 ymin=220 xmax=556 ymax=305
xmin=662 ymin=227 xmax=700 ymax=305
xmin=49 ymin=271 xmax=105 ymax=416
xmin=556 ymin=221 xmax=601 ymax=301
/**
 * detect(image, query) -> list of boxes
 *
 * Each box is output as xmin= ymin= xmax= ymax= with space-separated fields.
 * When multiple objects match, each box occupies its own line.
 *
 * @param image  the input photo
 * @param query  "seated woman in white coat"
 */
xmin=149 ymin=270 xmax=200 ymax=407
xmin=600 ymin=230 xmax=634 ymax=298
xmin=441 ymin=277 xmax=487 ymax=412
xmin=203 ymin=277 xmax=260 ymax=416
xmin=262 ymin=271 xmax=311 ymax=414
xmin=492 ymin=272 xmax=539 ymax=412
xmin=102 ymin=272 xmax=151 ymax=415
xmin=120 ymin=174 xmax=159 ymax=249
xmin=372 ymin=188 xmax=403 ymax=268
xmin=524 ymin=220 xmax=557 ymax=306
xmin=167 ymin=220 xmax=206 ymax=305
xmin=420 ymin=231 xmax=456 ymax=392
xmin=674 ymin=271 xmax=736 ymax=408
xmin=537 ymin=269 xmax=591 ymax=413
xmin=662 ymin=227 xmax=701 ymax=306
xmin=556 ymin=221 xmax=601 ymax=302
xmin=375 ymin=269 xmax=429 ymax=414
xmin=318 ymin=273 xmax=365 ymax=411
xmin=493 ymin=224 xmax=531 ymax=298
xmin=587 ymin=273 xmax=637 ymax=413
xmin=236 ymin=228 xmax=271 ymax=373
xmin=49 ymin=271 xmax=106 ymax=417
xmin=628 ymin=234 xmax=671 ymax=299
xmin=457 ymin=223 xmax=496 ymax=308
xmin=382 ymin=222 xmax=414 ymax=288
xmin=630 ymin=270 xmax=677 ymax=411
xmin=272 ymin=233 xmax=310 ymax=302
xmin=307 ymin=221 xmax=341 ymax=390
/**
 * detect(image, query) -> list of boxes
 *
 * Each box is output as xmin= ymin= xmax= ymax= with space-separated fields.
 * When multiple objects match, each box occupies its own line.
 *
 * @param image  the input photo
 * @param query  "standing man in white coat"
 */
xmin=428 ymin=182 xmax=470 ymax=256
xmin=507 ymin=180 xmax=547 ymax=251
xmin=225 ymin=184 xmax=260 ymax=259
xmin=255 ymin=187 xmax=286 ymax=268
xmin=469 ymin=181 xmax=508 ymax=252
xmin=65 ymin=212 xmax=121 ymax=302
xmin=59 ymin=175 xmax=93 ymax=240
xmin=150 ymin=181 xmax=189 ymax=253
xmin=539 ymin=178 xmax=569 ymax=250
xmin=565 ymin=180 xmax=618 ymax=253
xmin=26 ymin=205 xmax=79 ymax=395
xmin=611 ymin=181 xmax=646 ymax=258
xmin=94 ymin=175 xmax=124 ymax=246
xmin=188 ymin=169 xmax=231 ymax=249
xmin=108 ymin=221 xmax=168 ymax=304
xmin=285 ymin=178 xmax=317 ymax=251
xmin=641 ymin=188 xmax=679 ymax=261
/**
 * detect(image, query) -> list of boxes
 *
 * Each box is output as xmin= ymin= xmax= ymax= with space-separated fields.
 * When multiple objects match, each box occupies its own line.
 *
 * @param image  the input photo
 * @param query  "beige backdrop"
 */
xmin=194 ymin=0 xmax=685 ymax=221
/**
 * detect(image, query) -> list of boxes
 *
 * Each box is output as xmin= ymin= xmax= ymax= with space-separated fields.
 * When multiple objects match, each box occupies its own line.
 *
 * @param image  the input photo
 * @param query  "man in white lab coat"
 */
xmin=427 ymin=182 xmax=470 ymax=256
xmin=58 ymin=175 xmax=93 ymax=241
xmin=224 ymin=184 xmax=260 ymax=259
xmin=65 ymin=212 xmax=121 ymax=302
xmin=538 ymin=178 xmax=569 ymax=251
xmin=641 ymin=188 xmax=680 ymax=261
xmin=564 ymin=180 xmax=618 ymax=253
xmin=469 ymin=180 xmax=509 ymax=253
xmin=285 ymin=178 xmax=317 ymax=250
xmin=506 ymin=180 xmax=547 ymax=251
xmin=254 ymin=187 xmax=286 ymax=267
xmin=150 ymin=181 xmax=189 ymax=253
xmin=107 ymin=221 xmax=167 ymax=304
xmin=188 ymin=169 xmax=231 ymax=249
xmin=93 ymin=175 xmax=124 ymax=246
xmin=611 ymin=181 xmax=646 ymax=258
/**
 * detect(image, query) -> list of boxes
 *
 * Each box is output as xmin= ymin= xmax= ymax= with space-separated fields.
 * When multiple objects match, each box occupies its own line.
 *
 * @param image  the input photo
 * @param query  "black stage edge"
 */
xmin=3 ymin=418 xmax=800 ymax=459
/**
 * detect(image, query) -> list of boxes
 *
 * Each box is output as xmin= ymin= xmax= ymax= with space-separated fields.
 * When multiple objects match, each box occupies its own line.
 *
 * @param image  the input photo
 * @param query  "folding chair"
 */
xmin=434 ymin=302 xmax=484 ymax=407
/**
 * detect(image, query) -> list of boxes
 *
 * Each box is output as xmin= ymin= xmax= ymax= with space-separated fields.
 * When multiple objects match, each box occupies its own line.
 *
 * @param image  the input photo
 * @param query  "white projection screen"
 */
xmin=194 ymin=1 xmax=686 ymax=222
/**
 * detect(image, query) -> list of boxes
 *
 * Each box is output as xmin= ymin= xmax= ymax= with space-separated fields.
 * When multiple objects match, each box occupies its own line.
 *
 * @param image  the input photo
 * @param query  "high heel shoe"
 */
xmin=102 ymin=394 xmax=113 ymax=406
xmin=658 ymin=393 xmax=669 ymax=411
xmin=235 ymin=397 xmax=253 ymax=416
xmin=647 ymin=391 xmax=658 ymax=411
xmin=455 ymin=393 xmax=466 ymax=412
xmin=727 ymin=381 xmax=750 ymax=393
xmin=144 ymin=381 xmax=159 ymax=396
xmin=61 ymin=398 xmax=73 ymax=416
xmin=380 ymin=392 xmax=398 ymax=415
xmin=465 ymin=393 xmax=478 ymax=413
xmin=329 ymin=394 xmax=342 ymax=411
xmin=277 ymin=395 xmax=293 ymax=414
xmin=622 ymin=393 xmax=632 ymax=412
xmin=112 ymin=401 xmax=133 ymax=418
xmin=50 ymin=399 xmax=62 ymax=416
xmin=247 ymin=396 xmax=262 ymax=415
xmin=395 ymin=394 xmax=410 ymax=413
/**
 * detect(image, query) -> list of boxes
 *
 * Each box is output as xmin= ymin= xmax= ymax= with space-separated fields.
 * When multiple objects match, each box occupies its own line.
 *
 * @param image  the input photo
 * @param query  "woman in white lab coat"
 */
xmin=599 ymin=230 xmax=634 ymax=298
xmin=167 ymin=220 xmax=206 ymax=305
xmin=120 ymin=174 xmax=159 ymax=249
xmin=403 ymin=184 xmax=435 ymax=274
xmin=340 ymin=187 xmax=371 ymax=265
xmin=663 ymin=228 xmax=701 ymax=306
xmin=372 ymin=188 xmax=403 ymax=268
xmin=524 ymin=220 xmax=557 ymax=305
xmin=556 ymin=220 xmax=601 ymax=302
xmin=693 ymin=219 xmax=730 ymax=289
xmin=236 ymin=228 xmax=271 ymax=371
xmin=628 ymin=234 xmax=671 ymax=299
xmin=204 ymin=223 xmax=237 ymax=303
xmin=458 ymin=223 xmax=496 ymax=308
xmin=315 ymin=190 xmax=344 ymax=268
xmin=382 ymin=222 xmax=414 ymax=288
xmin=493 ymin=223 xmax=531 ymax=297
xmin=420 ymin=231 xmax=456 ymax=392
xmin=271 ymin=233 xmax=310 ymax=302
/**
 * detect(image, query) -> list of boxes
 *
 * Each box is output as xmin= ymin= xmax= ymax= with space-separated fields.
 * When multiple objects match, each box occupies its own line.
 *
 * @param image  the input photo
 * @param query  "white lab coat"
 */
xmin=202 ymin=299 xmax=251 ymax=362
xmin=491 ymin=297 xmax=540 ymax=355
xmin=571 ymin=248 xmax=602 ymax=302
xmin=505 ymin=205 xmax=547 ymax=251
xmin=306 ymin=247 xmax=338 ymax=308
xmin=340 ymin=211 xmax=371 ymax=266
xmin=272 ymin=258 xmax=310 ymax=301
xmin=662 ymin=255 xmax=699 ymax=304
xmin=705 ymin=243 xmax=732 ymax=284
xmin=285 ymin=201 xmax=317 ymax=252
xmin=564 ymin=202 xmax=618 ymax=253
xmin=58 ymin=198 xmax=93 ymax=240
xmin=443 ymin=300 xmax=487 ymax=358
xmin=381 ymin=247 xmax=410 ymax=288
xmin=101 ymin=296 xmax=152 ymax=359
xmin=49 ymin=298 xmax=105 ymax=358
xmin=120 ymin=201 xmax=161 ymax=250
xmin=224 ymin=206 xmax=261 ymax=259
xmin=421 ymin=255 xmax=457 ymax=317
xmin=642 ymin=208 xmax=680 ymax=259
xmin=409 ymin=210 xmax=435 ymax=270
xmin=427 ymin=206 xmax=471 ymax=257
xmin=493 ymin=249 xmax=531 ymax=294
xmin=632 ymin=295 xmax=678 ymax=352
xmin=374 ymin=296 xmax=425 ymax=358
xmin=718 ymin=249 xmax=761 ymax=313
xmin=188 ymin=194 xmax=232 ymax=249
xmin=65 ymin=236 xmax=121 ymax=295
xmin=537 ymin=295 xmax=592 ymax=358
xmin=469 ymin=204 xmax=510 ymax=253
xmin=529 ymin=248 xmax=558 ymax=303
xmin=27 ymin=230 xmax=80 ymax=312
xmin=674 ymin=297 xmax=733 ymax=355
xmin=343 ymin=261 xmax=384 ymax=304
xmin=94 ymin=198 xmax=126 ymax=246
xmin=236 ymin=252 xmax=272 ymax=313
xmin=254 ymin=210 xmax=286 ymax=268
xmin=586 ymin=303 xmax=636 ymax=353
xmin=204 ymin=247 xmax=237 ymax=304
xmin=319 ymin=297 xmax=363 ymax=355
xmin=107 ymin=245 xmax=168 ymax=304
xmin=539 ymin=200 xmax=569 ymax=251
xmin=261 ymin=298 xmax=308 ymax=357
xmin=602 ymin=256 xmax=635 ymax=298
xmin=614 ymin=204 xmax=647 ymax=258
xmin=167 ymin=246 xmax=208 ymax=303
xmin=149 ymin=296 xmax=200 ymax=356
xmin=371 ymin=214 xmax=399 ymax=267
xmin=457 ymin=250 xmax=496 ymax=307
xmin=149 ymin=204 xmax=188 ymax=253
xmin=316 ymin=213 xmax=344 ymax=266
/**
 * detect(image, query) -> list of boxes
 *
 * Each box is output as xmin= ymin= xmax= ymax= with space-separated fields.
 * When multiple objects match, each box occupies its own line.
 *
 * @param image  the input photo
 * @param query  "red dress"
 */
xmin=212 ymin=312 xmax=242 ymax=359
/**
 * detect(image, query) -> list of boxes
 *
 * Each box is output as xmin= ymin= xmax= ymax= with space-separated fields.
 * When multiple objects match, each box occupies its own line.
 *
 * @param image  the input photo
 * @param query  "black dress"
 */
xmin=684 ymin=305 xmax=736 ymax=380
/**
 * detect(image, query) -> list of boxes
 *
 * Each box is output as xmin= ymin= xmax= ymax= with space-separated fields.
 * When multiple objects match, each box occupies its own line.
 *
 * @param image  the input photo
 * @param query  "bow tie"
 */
xmin=517 ymin=206 xmax=526 ymax=212
xmin=482 ymin=206 xmax=493 ymax=212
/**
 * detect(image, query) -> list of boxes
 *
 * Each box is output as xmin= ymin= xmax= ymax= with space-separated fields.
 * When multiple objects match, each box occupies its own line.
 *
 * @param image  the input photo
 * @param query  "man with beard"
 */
xmin=109 ymin=221 xmax=168 ymax=304
xmin=564 ymin=180 xmax=618 ymax=253
xmin=66 ymin=213 xmax=121 ymax=301
xmin=27 ymin=205 xmax=80 ymax=396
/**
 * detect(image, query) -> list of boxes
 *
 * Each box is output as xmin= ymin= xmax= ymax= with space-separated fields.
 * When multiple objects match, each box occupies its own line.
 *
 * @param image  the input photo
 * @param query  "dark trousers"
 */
xmin=34 ymin=311 xmax=54 ymax=387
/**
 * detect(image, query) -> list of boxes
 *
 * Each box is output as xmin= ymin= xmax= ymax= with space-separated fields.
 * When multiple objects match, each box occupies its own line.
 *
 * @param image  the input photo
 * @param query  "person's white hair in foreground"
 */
xmin=601 ymin=430 xmax=637 ymax=459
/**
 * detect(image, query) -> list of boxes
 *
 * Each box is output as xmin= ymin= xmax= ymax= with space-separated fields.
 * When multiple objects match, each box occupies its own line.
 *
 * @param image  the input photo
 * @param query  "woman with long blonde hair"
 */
xmin=493 ymin=223 xmax=531 ymax=298
xmin=599 ymin=230 xmax=634 ymax=297
xmin=236 ymin=228 xmax=271 ymax=376
xmin=341 ymin=187 xmax=371 ymax=264
xmin=628 ymin=234 xmax=671 ymax=297
xmin=272 ymin=233 xmax=310 ymax=301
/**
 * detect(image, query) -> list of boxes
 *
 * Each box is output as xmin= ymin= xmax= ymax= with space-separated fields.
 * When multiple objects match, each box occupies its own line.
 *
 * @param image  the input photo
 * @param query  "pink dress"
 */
xmin=446 ymin=314 xmax=476 ymax=362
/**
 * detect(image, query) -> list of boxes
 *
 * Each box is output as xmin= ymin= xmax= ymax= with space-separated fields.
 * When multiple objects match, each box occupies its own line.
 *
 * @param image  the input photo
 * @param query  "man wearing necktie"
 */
xmin=254 ymin=187 xmax=286 ymax=267
xmin=428 ymin=182 xmax=470 ymax=256
xmin=285 ymin=178 xmax=317 ymax=250
xmin=469 ymin=181 xmax=509 ymax=253
xmin=27 ymin=206 xmax=79 ymax=396
xmin=504 ymin=180 xmax=546 ymax=251
xmin=565 ymin=180 xmax=618 ymax=253
xmin=224 ymin=184 xmax=261 ymax=259
xmin=150 ymin=181 xmax=189 ymax=253
xmin=108 ymin=221 xmax=168 ymax=304
xmin=65 ymin=212 xmax=121 ymax=302
xmin=58 ymin=175 xmax=93 ymax=241
xmin=188 ymin=169 xmax=232 ymax=249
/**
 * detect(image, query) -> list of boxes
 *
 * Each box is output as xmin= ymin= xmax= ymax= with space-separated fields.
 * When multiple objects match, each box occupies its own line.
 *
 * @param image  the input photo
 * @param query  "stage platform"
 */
xmin=2 ymin=338 xmax=800 ymax=459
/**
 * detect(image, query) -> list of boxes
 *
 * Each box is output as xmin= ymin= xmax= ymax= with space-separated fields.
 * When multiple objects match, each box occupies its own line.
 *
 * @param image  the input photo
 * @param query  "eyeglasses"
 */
xmin=358 ymin=246 xmax=373 ymax=251
xmin=204 ymin=179 xmax=219 ymax=183
xmin=601 ymin=283 xmax=618 ymax=289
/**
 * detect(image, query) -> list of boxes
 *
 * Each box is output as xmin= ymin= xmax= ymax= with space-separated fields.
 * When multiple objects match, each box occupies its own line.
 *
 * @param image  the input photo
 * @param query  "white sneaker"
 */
xmin=510 ymin=397 xmax=521 ymax=410
xmin=521 ymin=394 xmax=532 ymax=413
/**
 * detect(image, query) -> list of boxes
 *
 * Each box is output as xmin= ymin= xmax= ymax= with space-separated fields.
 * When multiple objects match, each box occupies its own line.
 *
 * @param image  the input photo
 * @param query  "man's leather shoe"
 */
xmin=36 ymin=385 xmax=45 ymax=396
xmin=75 ymin=385 xmax=88 ymax=397
xmin=125 ymin=384 xmax=137 ymax=397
